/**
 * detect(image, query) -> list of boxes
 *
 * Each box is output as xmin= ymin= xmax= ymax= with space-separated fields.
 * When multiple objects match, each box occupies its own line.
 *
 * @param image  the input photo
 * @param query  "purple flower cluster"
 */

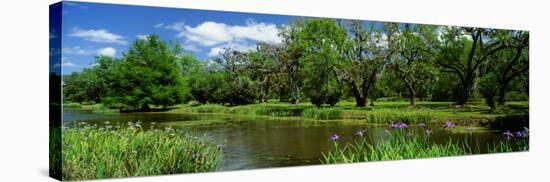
xmin=443 ymin=121 xmax=456 ymax=129
xmin=329 ymin=134 xmax=340 ymax=142
xmin=502 ymin=130 xmax=514 ymax=140
xmin=390 ymin=122 xmax=408 ymax=129
xmin=503 ymin=127 xmax=529 ymax=140
xmin=418 ymin=123 xmax=426 ymax=128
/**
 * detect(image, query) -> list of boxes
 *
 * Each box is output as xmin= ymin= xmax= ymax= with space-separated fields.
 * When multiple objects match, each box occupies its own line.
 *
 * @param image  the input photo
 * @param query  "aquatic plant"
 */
xmin=62 ymin=124 xmax=223 ymax=180
xmin=443 ymin=121 xmax=456 ymax=129
xmin=365 ymin=109 xmax=434 ymax=124
xmin=303 ymin=108 xmax=343 ymax=120
xmin=329 ymin=134 xmax=340 ymax=142
xmin=322 ymin=129 xmax=528 ymax=164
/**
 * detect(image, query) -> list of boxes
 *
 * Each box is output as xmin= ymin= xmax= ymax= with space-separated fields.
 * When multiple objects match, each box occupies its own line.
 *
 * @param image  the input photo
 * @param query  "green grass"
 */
xmin=302 ymin=108 xmax=343 ymax=120
xmin=126 ymin=101 xmax=528 ymax=125
xmin=363 ymin=109 xmax=436 ymax=124
xmin=322 ymin=131 xmax=528 ymax=164
xmin=62 ymin=125 xmax=223 ymax=181
xmin=63 ymin=102 xmax=82 ymax=108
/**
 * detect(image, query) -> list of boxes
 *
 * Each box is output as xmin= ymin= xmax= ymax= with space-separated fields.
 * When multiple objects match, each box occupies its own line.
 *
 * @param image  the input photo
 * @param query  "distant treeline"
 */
xmin=63 ymin=18 xmax=529 ymax=111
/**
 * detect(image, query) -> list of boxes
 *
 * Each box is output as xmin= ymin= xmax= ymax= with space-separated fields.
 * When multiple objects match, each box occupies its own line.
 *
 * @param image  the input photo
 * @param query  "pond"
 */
xmin=63 ymin=109 xmax=510 ymax=171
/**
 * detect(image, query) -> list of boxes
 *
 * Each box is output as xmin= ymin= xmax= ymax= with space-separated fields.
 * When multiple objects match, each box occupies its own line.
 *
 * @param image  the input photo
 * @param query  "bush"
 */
xmin=62 ymin=125 xmax=223 ymax=180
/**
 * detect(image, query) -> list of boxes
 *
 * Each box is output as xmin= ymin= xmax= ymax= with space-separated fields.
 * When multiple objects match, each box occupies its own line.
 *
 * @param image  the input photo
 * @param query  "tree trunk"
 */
xmin=350 ymin=83 xmax=366 ymax=107
xmin=410 ymin=91 xmax=416 ymax=107
xmin=355 ymin=95 xmax=366 ymax=107
xmin=264 ymin=77 xmax=270 ymax=103
xmin=497 ymin=82 xmax=508 ymax=105
xmin=457 ymin=77 xmax=474 ymax=106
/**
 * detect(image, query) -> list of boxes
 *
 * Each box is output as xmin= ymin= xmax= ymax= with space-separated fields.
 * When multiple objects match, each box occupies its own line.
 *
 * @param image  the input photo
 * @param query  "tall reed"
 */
xmin=62 ymin=125 xmax=223 ymax=180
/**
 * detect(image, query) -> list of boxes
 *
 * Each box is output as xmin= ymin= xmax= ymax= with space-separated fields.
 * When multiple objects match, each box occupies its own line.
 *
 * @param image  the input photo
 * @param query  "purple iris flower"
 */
xmin=329 ymin=134 xmax=340 ymax=142
xmin=443 ymin=121 xmax=456 ymax=129
xmin=424 ymin=129 xmax=431 ymax=136
xmin=397 ymin=122 xmax=408 ymax=129
xmin=515 ymin=131 xmax=523 ymax=138
xmin=354 ymin=129 xmax=367 ymax=137
xmin=522 ymin=127 xmax=529 ymax=137
xmin=389 ymin=123 xmax=398 ymax=129
xmin=502 ymin=130 xmax=514 ymax=140
xmin=418 ymin=123 xmax=426 ymax=128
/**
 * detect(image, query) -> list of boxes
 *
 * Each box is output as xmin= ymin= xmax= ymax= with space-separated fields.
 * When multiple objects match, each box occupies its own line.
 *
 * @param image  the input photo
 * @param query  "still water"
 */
xmin=63 ymin=109 xmax=507 ymax=171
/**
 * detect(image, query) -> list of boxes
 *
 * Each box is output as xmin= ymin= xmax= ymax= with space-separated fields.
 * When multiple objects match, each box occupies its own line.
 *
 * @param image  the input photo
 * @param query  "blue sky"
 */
xmin=51 ymin=1 xmax=296 ymax=74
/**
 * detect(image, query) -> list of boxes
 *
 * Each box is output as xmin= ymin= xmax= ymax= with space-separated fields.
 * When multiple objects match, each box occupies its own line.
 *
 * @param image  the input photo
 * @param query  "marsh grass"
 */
xmin=62 ymin=125 xmax=223 ymax=180
xmin=191 ymin=104 xmax=303 ymax=117
xmin=302 ymin=108 xmax=343 ymax=120
xmin=193 ymin=104 xmax=226 ymax=113
xmin=365 ymin=109 xmax=436 ymax=124
xmin=63 ymin=102 xmax=82 ymax=108
xmin=322 ymin=131 xmax=528 ymax=164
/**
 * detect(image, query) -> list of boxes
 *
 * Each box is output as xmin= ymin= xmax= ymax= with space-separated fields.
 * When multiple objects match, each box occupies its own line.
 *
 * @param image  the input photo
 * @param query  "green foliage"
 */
xmin=302 ymin=108 xmax=343 ymax=120
xmin=479 ymin=73 xmax=499 ymax=112
xmin=291 ymin=19 xmax=348 ymax=106
xmin=62 ymin=19 xmax=529 ymax=113
xmin=62 ymin=102 xmax=82 ymax=108
xmin=62 ymin=125 xmax=223 ymax=180
xmin=365 ymin=109 xmax=435 ymax=124
xmin=103 ymin=35 xmax=187 ymax=110
xmin=322 ymin=131 xmax=527 ymax=164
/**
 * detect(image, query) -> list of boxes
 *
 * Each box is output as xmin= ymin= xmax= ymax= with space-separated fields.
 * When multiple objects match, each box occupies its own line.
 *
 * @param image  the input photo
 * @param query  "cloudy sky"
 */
xmin=51 ymin=1 xmax=294 ymax=74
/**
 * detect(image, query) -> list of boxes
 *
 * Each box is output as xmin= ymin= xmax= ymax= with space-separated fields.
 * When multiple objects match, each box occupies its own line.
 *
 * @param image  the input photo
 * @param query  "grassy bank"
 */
xmin=322 ymin=130 xmax=529 ymax=164
xmin=62 ymin=125 xmax=223 ymax=180
xmin=164 ymin=101 xmax=528 ymax=124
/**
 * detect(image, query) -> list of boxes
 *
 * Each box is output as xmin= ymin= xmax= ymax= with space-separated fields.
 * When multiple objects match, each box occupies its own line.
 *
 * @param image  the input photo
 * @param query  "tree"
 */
xmin=63 ymin=56 xmax=117 ymax=103
xmin=436 ymin=27 xmax=506 ymax=106
xmin=388 ymin=24 xmax=439 ymax=107
xmin=479 ymin=73 xmax=499 ymax=112
xmin=335 ymin=21 xmax=394 ymax=107
xmin=103 ymin=34 xmax=186 ymax=111
xmin=244 ymin=43 xmax=280 ymax=103
xmin=490 ymin=30 xmax=529 ymax=105
xmin=278 ymin=19 xmax=307 ymax=104
xmin=291 ymin=18 xmax=348 ymax=106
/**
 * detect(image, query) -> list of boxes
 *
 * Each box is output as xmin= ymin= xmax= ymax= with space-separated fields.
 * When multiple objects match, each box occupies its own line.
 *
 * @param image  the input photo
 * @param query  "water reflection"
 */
xmin=63 ymin=109 xmax=509 ymax=171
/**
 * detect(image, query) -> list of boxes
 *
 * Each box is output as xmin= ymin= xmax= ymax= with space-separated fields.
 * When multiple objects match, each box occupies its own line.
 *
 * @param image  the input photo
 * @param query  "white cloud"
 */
xmin=207 ymin=42 xmax=255 ymax=57
xmin=53 ymin=57 xmax=77 ymax=68
xmin=63 ymin=46 xmax=117 ymax=57
xmin=97 ymin=47 xmax=116 ymax=57
xmin=164 ymin=20 xmax=281 ymax=47
xmin=228 ymin=20 xmax=281 ymax=44
xmin=63 ymin=46 xmax=94 ymax=55
xmin=182 ymin=44 xmax=201 ymax=52
xmin=180 ymin=21 xmax=234 ymax=46
xmin=153 ymin=23 xmax=165 ymax=28
xmin=165 ymin=22 xmax=186 ymax=31
xmin=136 ymin=34 xmax=149 ymax=40
xmin=69 ymin=27 xmax=127 ymax=44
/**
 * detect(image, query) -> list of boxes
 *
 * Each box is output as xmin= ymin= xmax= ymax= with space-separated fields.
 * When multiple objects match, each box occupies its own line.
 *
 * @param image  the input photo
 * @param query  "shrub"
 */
xmin=62 ymin=126 xmax=223 ymax=180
